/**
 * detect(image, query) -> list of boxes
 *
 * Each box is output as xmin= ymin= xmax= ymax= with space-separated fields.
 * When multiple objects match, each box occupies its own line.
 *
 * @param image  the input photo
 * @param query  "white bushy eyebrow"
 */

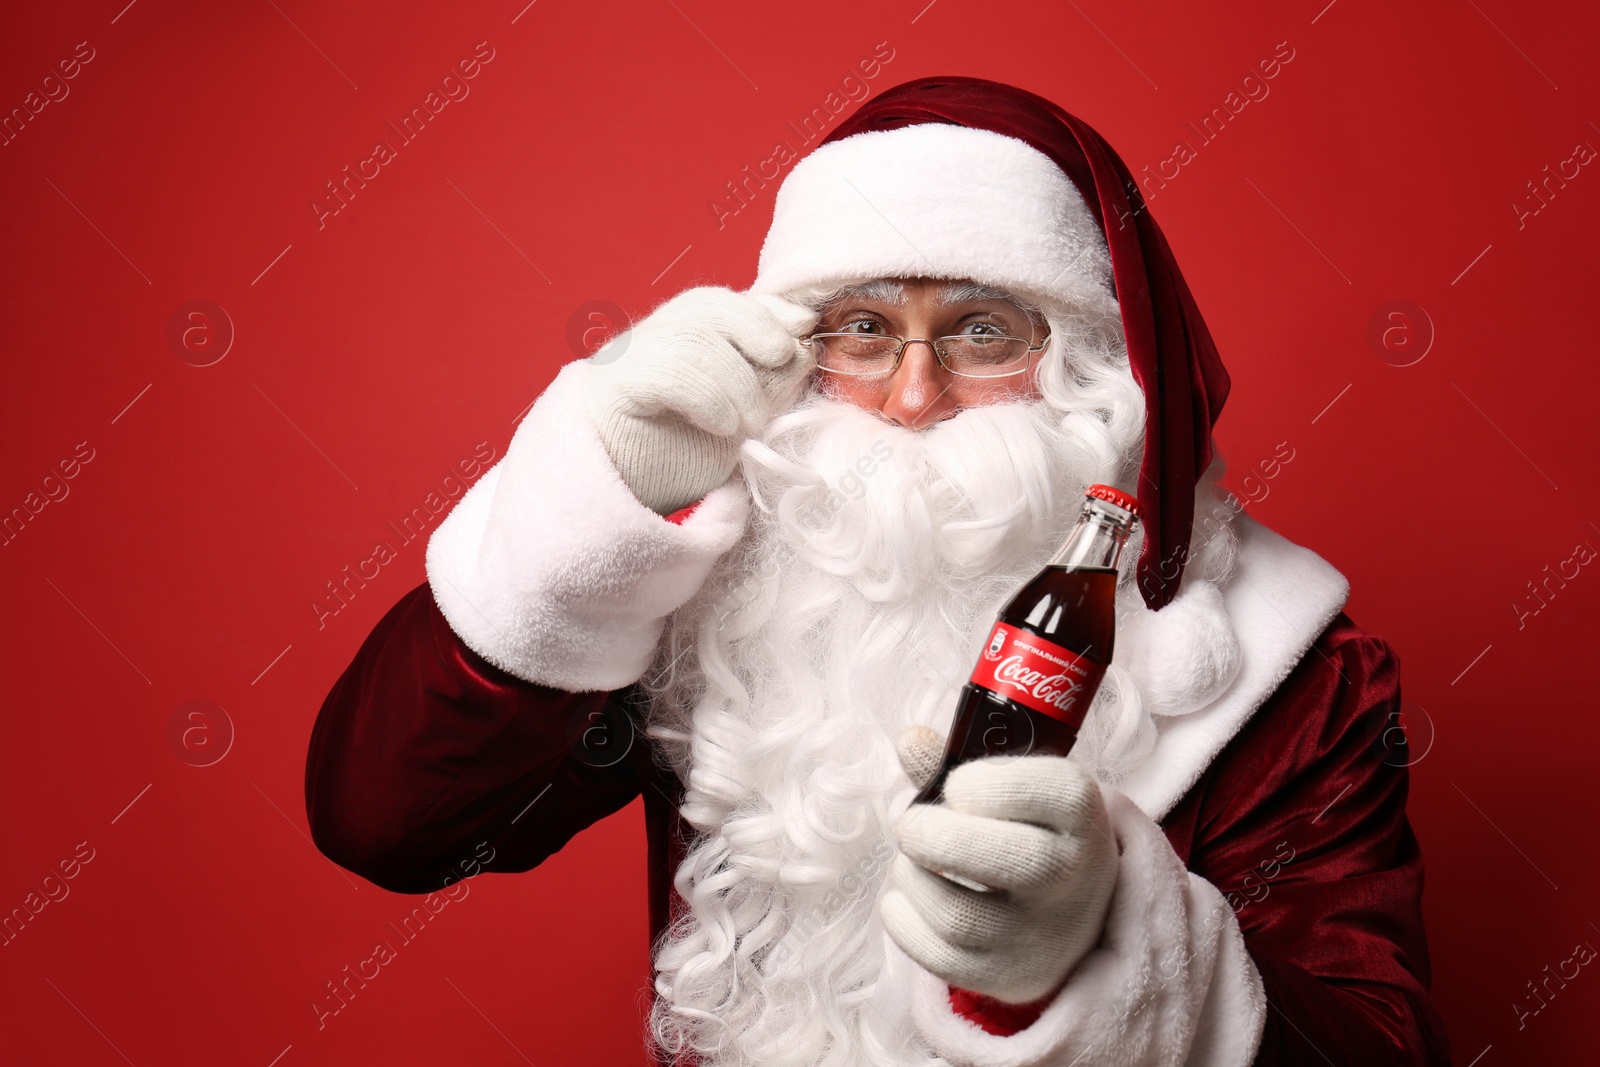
xmin=935 ymin=280 xmax=1023 ymax=306
xmin=937 ymin=281 xmax=1049 ymax=332
xmin=826 ymin=278 xmax=907 ymax=305
xmin=805 ymin=277 xmax=1045 ymax=329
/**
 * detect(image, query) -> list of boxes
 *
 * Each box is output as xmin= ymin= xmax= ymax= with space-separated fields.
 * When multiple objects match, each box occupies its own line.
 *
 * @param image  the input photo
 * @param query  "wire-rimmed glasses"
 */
xmin=802 ymin=332 xmax=1049 ymax=379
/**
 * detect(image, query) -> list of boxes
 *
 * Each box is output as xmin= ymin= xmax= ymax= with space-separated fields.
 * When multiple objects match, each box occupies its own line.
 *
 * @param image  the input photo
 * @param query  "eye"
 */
xmin=956 ymin=320 xmax=1007 ymax=337
xmin=839 ymin=317 xmax=888 ymax=334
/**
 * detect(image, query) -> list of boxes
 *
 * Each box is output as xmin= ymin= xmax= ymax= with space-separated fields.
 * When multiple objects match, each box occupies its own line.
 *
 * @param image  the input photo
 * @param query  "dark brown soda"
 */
xmin=913 ymin=565 xmax=1117 ymax=806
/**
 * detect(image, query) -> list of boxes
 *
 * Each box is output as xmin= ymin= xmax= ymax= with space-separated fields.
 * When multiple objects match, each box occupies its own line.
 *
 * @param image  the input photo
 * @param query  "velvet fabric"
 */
xmin=305 ymin=583 xmax=1451 ymax=1064
xmin=817 ymin=76 xmax=1233 ymax=612
xmin=947 ymin=985 xmax=1062 ymax=1037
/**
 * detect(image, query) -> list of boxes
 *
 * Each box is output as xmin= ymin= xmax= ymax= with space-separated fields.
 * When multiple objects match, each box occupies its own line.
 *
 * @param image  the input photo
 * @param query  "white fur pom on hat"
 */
xmin=750 ymin=123 xmax=1116 ymax=318
xmin=1117 ymin=579 xmax=1243 ymax=717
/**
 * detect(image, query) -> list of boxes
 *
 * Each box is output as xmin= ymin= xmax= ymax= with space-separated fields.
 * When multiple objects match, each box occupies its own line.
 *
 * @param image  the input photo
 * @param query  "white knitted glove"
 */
xmin=882 ymin=725 xmax=1121 ymax=1004
xmin=584 ymin=286 xmax=817 ymax=514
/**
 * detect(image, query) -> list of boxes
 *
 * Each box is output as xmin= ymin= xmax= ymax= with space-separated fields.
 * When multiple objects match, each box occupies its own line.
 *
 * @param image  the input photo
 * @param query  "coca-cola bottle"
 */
xmin=913 ymin=484 xmax=1141 ymax=807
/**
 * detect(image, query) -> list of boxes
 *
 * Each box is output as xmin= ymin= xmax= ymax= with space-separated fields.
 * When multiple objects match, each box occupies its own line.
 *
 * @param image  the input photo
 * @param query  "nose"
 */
xmin=879 ymin=341 xmax=959 ymax=430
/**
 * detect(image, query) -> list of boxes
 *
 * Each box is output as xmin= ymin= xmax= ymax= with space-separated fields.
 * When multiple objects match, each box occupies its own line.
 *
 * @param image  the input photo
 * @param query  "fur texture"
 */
xmin=1116 ymin=517 xmax=1349 ymax=822
xmin=425 ymin=361 xmax=748 ymax=692
xmin=909 ymin=789 xmax=1267 ymax=1066
xmin=750 ymin=124 xmax=1116 ymax=325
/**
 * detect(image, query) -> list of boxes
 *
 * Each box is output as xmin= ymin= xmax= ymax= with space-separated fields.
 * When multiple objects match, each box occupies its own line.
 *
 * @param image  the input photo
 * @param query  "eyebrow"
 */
xmin=826 ymin=278 xmax=906 ymax=305
xmin=820 ymin=278 xmax=1025 ymax=308
xmin=935 ymin=280 xmax=1023 ymax=306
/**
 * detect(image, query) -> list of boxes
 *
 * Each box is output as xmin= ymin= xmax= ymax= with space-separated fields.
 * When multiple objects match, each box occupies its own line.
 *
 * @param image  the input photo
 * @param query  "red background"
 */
xmin=3 ymin=1 xmax=1596 ymax=1063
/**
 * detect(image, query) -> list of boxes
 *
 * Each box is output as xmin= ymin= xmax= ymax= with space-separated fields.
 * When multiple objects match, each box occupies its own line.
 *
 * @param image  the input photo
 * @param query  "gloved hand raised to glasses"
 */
xmin=881 ymin=725 xmax=1121 ymax=1005
xmin=584 ymin=286 xmax=818 ymax=515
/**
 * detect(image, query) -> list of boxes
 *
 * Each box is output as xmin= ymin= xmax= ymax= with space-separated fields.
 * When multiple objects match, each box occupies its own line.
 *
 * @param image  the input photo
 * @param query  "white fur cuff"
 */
xmin=424 ymin=361 xmax=749 ymax=692
xmin=910 ymin=788 xmax=1266 ymax=1066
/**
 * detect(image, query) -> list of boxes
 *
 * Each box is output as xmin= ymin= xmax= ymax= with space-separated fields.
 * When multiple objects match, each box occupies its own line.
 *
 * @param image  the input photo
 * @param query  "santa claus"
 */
xmin=305 ymin=78 xmax=1452 ymax=1065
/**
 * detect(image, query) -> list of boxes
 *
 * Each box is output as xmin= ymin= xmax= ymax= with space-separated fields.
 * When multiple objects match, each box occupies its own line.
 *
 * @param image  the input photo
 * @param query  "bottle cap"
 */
xmin=1084 ymin=484 xmax=1142 ymax=521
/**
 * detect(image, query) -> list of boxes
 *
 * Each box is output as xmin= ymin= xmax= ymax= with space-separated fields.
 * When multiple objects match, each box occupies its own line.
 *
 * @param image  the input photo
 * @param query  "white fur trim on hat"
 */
xmin=751 ymin=123 xmax=1115 ymax=314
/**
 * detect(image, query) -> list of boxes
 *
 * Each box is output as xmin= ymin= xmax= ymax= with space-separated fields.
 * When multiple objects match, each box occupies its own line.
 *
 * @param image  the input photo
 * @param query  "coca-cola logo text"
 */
xmin=990 ymin=655 xmax=1084 ymax=713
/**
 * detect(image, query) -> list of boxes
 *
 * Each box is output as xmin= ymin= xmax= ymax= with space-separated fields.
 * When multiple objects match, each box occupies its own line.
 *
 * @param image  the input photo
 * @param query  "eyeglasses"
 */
xmin=801 ymin=332 xmax=1049 ymax=379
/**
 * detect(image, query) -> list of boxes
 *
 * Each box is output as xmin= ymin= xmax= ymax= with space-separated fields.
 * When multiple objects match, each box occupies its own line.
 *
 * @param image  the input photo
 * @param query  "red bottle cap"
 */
xmin=1084 ymin=484 xmax=1142 ymax=519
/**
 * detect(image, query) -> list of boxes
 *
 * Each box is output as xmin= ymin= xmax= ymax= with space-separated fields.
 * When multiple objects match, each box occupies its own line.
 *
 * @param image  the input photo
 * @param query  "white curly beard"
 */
xmin=627 ymin=388 xmax=1064 ymax=1063
xmin=639 ymin=380 xmax=1241 ymax=1066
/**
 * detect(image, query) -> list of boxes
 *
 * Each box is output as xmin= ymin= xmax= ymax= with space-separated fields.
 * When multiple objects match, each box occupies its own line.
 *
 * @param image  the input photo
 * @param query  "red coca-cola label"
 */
xmin=970 ymin=621 xmax=1105 ymax=726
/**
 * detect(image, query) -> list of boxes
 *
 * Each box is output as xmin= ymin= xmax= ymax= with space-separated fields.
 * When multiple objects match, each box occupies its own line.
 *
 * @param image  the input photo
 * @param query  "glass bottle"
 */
xmin=913 ymin=484 xmax=1141 ymax=807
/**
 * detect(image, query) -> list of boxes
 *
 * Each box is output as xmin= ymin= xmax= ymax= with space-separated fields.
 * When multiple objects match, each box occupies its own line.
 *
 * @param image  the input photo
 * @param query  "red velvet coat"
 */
xmin=305 ymin=581 xmax=1453 ymax=1064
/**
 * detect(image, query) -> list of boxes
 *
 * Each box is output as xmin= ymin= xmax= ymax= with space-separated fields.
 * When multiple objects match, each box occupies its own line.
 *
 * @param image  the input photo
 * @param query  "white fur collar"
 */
xmin=1113 ymin=513 xmax=1349 ymax=822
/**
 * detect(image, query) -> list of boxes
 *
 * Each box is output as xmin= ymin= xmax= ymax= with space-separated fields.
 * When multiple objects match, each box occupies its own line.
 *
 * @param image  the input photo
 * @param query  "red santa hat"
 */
xmin=750 ymin=76 xmax=1231 ymax=612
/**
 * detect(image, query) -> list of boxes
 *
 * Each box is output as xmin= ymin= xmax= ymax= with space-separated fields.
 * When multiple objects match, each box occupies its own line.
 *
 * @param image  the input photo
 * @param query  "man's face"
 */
xmin=812 ymin=276 xmax=1047 ymax=430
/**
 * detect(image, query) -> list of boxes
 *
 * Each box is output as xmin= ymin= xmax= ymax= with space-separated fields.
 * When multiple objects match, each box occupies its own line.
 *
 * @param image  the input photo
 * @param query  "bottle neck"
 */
xmin=1048 ymin=505 xmax=1135 ymax=571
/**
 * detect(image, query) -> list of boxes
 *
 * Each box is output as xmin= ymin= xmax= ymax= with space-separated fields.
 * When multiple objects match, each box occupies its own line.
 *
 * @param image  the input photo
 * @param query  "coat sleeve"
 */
xmin=1178 ymin=617 xmax=1453 ymax=1066
xmin=306 ymin=359 xmax=748 ymax=894
xmin=304 ymin=581 xmax=647 ymax=893
xmin=421 ymin=359 xmax=750 ymax=692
